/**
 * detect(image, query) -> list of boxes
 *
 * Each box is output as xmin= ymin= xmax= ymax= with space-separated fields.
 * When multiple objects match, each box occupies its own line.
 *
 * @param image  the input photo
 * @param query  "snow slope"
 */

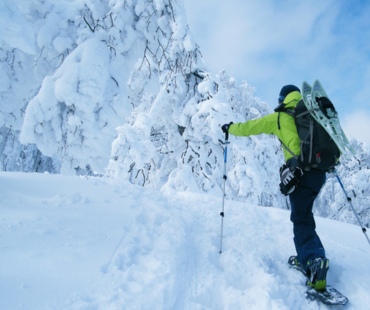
xmin=1 ymin=172 xmax=369 ymax=310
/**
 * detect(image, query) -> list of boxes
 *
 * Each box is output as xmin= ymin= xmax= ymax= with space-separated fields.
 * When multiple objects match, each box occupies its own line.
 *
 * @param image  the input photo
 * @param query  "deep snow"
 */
xmin=1 ymin=172 xmax=369 ymax=309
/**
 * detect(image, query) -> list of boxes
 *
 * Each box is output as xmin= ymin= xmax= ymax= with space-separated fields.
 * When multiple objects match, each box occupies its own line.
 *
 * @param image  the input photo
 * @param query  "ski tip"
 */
xmin=312 ymin=79 xmax=321 ymax=90
xmin=312 ymin=79 xmax=329 ymax=98
xmin=302 ymin=81 xmax=312 ymax=88
xmin=302 ymin=82 xmax=312 ymax=97
xmin=313 ymin=79 xmax=322 ymax=86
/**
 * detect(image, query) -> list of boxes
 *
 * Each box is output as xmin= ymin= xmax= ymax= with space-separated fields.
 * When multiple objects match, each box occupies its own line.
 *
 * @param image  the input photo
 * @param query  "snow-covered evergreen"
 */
xmin=1 ymin=0 xmax=369 ymax=227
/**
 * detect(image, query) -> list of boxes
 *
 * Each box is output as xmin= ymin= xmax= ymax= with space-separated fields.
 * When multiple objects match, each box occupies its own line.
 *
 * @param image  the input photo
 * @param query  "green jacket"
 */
xmin=228 ymin=91 xmax=302 ymax=161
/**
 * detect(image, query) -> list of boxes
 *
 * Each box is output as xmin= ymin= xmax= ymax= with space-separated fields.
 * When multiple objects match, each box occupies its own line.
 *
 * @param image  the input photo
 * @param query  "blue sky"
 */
xmin=184 ymin=0 xmax=370 ymax=146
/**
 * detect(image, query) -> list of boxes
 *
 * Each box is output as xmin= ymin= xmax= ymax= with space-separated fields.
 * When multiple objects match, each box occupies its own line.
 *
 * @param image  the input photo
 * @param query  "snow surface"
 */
xmin=1 ymin=172 xmax=369 ymax=310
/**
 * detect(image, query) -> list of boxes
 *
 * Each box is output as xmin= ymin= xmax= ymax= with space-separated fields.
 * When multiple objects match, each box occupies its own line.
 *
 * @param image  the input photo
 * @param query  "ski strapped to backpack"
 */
xmin=276 ymin=80 xmax=347 ymax=172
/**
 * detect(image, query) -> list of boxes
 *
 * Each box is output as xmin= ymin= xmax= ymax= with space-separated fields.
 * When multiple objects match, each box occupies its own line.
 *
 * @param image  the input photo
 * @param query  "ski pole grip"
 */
xmin=225 ymin=131 xmax=229 ymax=141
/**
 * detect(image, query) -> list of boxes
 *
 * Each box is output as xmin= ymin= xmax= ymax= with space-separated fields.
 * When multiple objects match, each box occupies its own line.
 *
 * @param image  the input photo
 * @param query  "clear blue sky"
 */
xmin=184 ymin=0 xmax=370 ymax=146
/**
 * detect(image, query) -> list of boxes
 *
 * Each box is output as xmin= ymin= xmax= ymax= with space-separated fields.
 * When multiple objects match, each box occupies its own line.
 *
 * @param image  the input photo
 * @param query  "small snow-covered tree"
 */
xmin=21 ymin=37 xmax=125 ymax=174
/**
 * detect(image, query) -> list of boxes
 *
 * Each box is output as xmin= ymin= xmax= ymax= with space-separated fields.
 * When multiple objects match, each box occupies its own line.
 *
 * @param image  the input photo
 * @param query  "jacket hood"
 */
xmin=283 ymin=91 xmax=302 ymax=109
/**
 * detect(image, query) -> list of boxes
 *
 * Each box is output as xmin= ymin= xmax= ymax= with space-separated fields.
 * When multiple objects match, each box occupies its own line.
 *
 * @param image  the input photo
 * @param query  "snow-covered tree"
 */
xmin=0 ymin=0 xmax=57 ymax=172
xmin=18 ymin=1 xmax=124 ymax=174
xmin=106 ymin=0 xmax=205 ymax=187
xmin=1 ymin=0 xmax=370 ymax=226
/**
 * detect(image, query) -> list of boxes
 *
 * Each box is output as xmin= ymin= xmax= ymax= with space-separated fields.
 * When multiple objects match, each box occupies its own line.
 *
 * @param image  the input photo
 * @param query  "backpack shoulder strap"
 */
xmin=281 ymin=140 xmax=299 ymax=160
xmin=275 ymin=108 xmax=299 ymax=159
xmin=295 ymin=108 xmax=315 ymax=118
xmin=276 ymin=107 xmax=294 ymax=130
xmin=282 ymin=108 xmax=295 ymax=118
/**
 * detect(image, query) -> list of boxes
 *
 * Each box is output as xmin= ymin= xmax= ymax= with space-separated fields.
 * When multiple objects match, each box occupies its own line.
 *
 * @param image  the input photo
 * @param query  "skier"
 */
xmin=222 ymin=85 xmax=329 ymax=291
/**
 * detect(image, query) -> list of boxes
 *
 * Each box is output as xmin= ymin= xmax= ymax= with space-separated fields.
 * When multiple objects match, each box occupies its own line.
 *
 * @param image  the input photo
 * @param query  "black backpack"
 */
xmin=280 ymin=97 xmax=340 ymax=172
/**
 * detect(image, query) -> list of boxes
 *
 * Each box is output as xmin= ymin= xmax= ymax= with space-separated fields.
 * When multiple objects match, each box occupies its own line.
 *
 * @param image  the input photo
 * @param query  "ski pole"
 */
xmin=335 ymin=171 xmax=370 ymax=247
xmin=219 ymin=131 xmax=229 ymax=254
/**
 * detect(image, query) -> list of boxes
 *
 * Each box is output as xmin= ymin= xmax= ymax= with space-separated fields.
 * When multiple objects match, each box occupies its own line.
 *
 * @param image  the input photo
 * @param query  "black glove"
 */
xmin=279 ymin=164 xmax=303 ymax=196
xmin=221 ymin=122 xmax=233 ymax=133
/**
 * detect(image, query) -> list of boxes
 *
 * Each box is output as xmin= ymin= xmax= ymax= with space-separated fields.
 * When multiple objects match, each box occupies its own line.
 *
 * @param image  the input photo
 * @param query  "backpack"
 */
xmin=279 ymin=97 xmax=340 ymax=172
